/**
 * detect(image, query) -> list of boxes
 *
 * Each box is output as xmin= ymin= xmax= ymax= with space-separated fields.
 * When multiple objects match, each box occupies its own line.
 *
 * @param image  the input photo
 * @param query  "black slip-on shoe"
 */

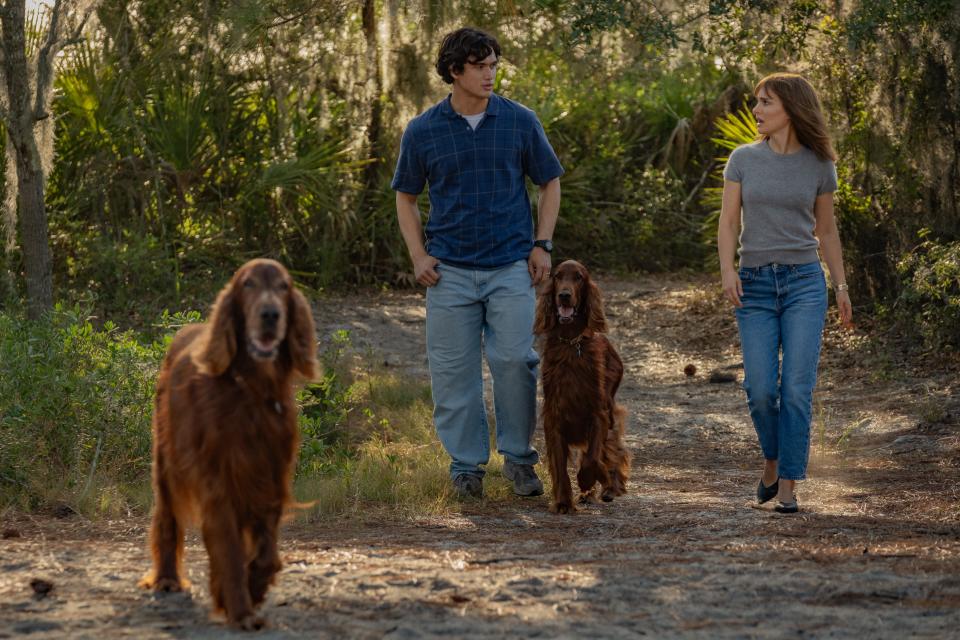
xmin=757 ymin=478 xmax=779 ymax=504
xmin=774 ymin=497 xmax=799 ymax=514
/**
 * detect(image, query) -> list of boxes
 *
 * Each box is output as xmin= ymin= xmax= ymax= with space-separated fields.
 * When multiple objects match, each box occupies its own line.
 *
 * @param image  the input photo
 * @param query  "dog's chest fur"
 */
xmin=540 ymin=334 xmax=607 ymax=444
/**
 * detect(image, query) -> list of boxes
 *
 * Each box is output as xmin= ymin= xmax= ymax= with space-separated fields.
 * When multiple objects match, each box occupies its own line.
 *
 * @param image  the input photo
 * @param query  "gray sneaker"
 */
xmin=502 ymin=461 xmax=544 ymax=497
xmin=452 ymin=473 xmax=483 ymax=499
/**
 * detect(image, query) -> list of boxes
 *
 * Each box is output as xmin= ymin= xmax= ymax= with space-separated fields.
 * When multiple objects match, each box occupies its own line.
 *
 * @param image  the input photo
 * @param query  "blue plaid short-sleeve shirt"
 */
xmin=391 ymin=93 xmax=564 ymax=269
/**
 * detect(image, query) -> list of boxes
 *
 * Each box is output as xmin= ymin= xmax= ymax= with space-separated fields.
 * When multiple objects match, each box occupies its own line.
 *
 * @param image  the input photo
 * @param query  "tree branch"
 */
xmin=34 ymin=0 xmax=96 ymax=121
xmin=33 ymin=0 xmax=66 ymax=121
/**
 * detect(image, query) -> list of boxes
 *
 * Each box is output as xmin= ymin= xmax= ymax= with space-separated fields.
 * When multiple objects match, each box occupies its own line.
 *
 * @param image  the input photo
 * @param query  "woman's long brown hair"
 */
xmin=755 ymin=73 xmax=837 ymax=162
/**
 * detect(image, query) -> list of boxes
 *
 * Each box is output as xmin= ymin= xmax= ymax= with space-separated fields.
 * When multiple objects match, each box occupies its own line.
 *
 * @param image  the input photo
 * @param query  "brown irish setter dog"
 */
xmin=139 ymin=259 xmax=317 ymax=630
xmin=534 ymin=260 xmax=630 ymax=514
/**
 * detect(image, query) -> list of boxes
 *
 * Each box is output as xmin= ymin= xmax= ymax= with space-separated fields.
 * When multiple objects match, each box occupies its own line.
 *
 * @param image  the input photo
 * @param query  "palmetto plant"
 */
xmin=51 ymin=31 xmax=368 ymax=301
xmin=699 ymin=103 xmax=758 ymax=261
xmin=700 ymin=103 xmax=757 ymax=210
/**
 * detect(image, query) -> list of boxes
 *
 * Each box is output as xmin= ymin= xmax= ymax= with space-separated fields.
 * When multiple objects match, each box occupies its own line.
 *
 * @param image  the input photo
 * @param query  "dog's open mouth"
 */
xmin=248 ymin=335 xmax=280 ymax=360
xmin=557 ymin=305 xmax=576 ymax=324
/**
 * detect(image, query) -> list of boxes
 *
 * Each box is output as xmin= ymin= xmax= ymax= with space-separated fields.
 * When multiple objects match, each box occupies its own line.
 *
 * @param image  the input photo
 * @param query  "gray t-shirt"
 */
xmin=723 ymin=140 xmax=838 ymax=268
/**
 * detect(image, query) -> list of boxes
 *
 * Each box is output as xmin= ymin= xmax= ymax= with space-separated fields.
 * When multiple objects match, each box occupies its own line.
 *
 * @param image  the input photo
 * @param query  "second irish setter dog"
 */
xmin=534 ymin=260 xmax=630 ymax=514
xmin=139 ymin=259 xmax=317 ymax=630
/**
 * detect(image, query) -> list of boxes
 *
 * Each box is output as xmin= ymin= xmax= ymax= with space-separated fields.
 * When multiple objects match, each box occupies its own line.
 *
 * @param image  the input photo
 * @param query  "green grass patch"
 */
xmin=293 ymin=333 xmax=456 ymax=519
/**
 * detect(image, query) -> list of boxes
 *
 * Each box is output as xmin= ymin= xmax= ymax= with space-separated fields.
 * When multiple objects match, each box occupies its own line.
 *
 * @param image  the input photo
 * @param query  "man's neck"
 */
xmin=450 ymin=90 xmax=489 ymax=116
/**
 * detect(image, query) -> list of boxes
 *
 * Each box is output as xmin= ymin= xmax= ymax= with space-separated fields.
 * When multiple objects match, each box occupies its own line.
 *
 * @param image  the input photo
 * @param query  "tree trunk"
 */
xmin=16 ymin=152 xmax=52 ymax=315
xmin=1 ymin=0 xmax=54 ymax=318
xmin=362 ymin=0 xmax=384 ymax=191
xmin=361 ymin=0 xmax=384 ymax=273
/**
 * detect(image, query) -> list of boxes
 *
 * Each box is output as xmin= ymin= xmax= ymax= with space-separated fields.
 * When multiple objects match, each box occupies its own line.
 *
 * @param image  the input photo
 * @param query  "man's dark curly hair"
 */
xmin=436 ymin=28 xmax=501 ymax=85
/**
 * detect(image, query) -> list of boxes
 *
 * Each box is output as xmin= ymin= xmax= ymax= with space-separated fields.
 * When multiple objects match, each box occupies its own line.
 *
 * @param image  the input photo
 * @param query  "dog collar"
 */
xmin=557 ymin=332 xmax=588 ymax=357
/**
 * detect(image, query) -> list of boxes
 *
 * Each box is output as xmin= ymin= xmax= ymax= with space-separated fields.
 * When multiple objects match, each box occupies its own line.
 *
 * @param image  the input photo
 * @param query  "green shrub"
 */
xmin=294 ymin=330 xmax=455 ymax=519
xmin=896 ymin=236 xmax=960 ymax=349
xmin=699 ymin=103 xmax=758 ymax=266
xmin=0 ymin=306 xmax=166 ymax=513
xmin=0 ymin=312 xmax=451 ymax=520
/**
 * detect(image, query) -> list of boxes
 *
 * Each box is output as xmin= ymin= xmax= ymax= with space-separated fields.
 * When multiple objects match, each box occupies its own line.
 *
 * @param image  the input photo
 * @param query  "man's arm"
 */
xmin=396 ymin=191 xmax=439 ymax=287
xmin=529 ymin=177 xmax=560 ymax=285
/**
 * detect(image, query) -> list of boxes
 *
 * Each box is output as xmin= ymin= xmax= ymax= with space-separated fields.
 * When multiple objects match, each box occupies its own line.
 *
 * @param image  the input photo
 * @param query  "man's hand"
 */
xmin=528 ymin=247 xmax=551 ymax=285
xmin=413 ymin=254 xmax=440 ymax=287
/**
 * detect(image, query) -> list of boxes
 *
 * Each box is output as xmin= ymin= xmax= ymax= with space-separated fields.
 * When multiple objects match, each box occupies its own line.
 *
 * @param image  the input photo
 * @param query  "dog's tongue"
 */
xmin=252 ymin=337 xmax=278 ymax=353
xmin=558 ymin=305 xmax=575 ymax=320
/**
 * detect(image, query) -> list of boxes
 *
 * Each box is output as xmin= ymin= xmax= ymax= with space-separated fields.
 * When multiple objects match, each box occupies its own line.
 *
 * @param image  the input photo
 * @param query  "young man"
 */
xmin=392 ymin=27 xmax=563 ymax=499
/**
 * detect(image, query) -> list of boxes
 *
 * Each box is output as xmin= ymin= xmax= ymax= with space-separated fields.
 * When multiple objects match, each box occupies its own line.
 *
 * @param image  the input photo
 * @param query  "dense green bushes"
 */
xmin=0 ymin=307 xmax=166 ymax=512
xmin=896 ymin=237 xmax=960 ymax=350
xmin=0 ymin=311 xmax=450 ymax=517
xmin=7 ymin=2 xmax=940 ymax=326
xmin=509 ymin=59 xmax=739 ymax=271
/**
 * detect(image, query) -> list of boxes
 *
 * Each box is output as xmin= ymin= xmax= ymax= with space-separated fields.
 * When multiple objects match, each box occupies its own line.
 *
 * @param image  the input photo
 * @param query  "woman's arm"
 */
xmin=814 ymin=192 xmax=853 ymax=327
xmin=718 ymin=179 xmax=743 ymax=307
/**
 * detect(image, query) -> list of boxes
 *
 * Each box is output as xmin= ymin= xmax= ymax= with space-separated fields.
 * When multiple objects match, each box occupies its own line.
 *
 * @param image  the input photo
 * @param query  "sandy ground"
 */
xmin=2 ymin=273 xmax=959 ymax=639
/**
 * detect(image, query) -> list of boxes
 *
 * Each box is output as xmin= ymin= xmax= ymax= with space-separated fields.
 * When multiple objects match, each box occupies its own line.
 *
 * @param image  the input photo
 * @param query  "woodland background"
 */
xmin=0 ymin=0 xmax=958 ymax=513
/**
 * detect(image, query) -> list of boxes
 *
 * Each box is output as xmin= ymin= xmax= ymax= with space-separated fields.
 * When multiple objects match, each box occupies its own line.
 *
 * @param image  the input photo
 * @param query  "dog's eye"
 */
xmin=243 ymin=279 xmax=255 ymax=289
xmin=575 ymin=273 xmax=583 ymax=281
xmin=277 ymin=281 xmax=289 ymax=291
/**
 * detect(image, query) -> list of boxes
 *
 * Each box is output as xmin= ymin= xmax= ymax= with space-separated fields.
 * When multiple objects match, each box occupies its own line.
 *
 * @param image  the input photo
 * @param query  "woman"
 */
xmin=718 ymin=73 xmax=853 ymax=514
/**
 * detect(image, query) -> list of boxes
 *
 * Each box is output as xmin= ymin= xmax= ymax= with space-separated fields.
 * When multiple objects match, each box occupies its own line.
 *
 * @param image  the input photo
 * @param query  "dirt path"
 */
xmin=2 ymin=274 xmax=959 ymax=638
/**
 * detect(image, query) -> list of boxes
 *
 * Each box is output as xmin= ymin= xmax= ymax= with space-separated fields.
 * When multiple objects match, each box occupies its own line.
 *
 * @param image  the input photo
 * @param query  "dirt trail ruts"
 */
xmin=2 ymin=273 xmax=959 ymax=639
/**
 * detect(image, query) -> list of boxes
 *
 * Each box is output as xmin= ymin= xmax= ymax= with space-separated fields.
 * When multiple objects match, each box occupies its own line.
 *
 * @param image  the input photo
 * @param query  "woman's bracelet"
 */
xmin=835 ymin=282 xmax=849 ymax=292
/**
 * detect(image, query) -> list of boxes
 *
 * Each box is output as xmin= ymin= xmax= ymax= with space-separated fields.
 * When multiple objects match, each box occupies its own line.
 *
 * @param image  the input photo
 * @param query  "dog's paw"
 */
xmin=229 ymin=613 xmax=266 ymax=631
xmin=138 ymin=573 xmax=188 ymax=592
xmin=578 ymin=490 xmax=600 ymax=504
xmin=600 ymin=488 xmax=615 ymax=502
xmin=550 ymin=500 xmax=575 ymax=514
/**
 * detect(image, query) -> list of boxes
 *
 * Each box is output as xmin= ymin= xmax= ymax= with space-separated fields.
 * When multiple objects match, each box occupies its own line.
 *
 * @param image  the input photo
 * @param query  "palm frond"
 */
xmin=699 ymin=104 xmax=759 ymax=261
xmin=709 ymin=104 xmax=758 ymax=151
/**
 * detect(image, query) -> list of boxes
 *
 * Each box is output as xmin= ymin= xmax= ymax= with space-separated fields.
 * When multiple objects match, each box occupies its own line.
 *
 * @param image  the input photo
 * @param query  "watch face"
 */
xmin=536 ymin=239 xmax=553 ymax=253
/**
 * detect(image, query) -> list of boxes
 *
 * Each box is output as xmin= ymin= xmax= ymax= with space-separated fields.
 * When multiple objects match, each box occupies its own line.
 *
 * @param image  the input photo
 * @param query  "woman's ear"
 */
xmin=195 ymin=282 xmax=238 ymax=376
xmin=286 ymin=287 xmax=318 ymax=380
xmin=533 ymin=275 xmax=557 ymax=335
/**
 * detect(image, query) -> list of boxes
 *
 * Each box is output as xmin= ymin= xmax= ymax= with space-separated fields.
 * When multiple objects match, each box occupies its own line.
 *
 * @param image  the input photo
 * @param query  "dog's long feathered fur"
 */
xmin=139 ymin=259 xmax=316 ymax=630
xmin=534 ymin=260 xmax=630 ymax=514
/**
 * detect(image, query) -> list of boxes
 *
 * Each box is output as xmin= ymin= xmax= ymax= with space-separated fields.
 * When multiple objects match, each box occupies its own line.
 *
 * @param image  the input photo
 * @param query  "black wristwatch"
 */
xmin=533 ymin=239 xmax=553 ymax=253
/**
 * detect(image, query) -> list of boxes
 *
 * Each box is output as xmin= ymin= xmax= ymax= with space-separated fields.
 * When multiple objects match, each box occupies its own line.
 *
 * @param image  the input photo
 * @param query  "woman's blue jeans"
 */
xmin=735 ymin=261 xmax=827 ymax=480
xmin=425 ymin=259 xmax=540 ymax=479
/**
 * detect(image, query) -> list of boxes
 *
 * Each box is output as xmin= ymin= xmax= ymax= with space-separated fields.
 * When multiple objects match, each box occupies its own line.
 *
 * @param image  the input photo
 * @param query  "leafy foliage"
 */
xmin=0 ymin=306 xmax=166 ymax=512
xmin=896 ymin=236 xmax=960 ymax=349
xmin=699 ymin=104 xmax=757 ymax=261
xmin=0 ymin=313 xmax=448 ymax=516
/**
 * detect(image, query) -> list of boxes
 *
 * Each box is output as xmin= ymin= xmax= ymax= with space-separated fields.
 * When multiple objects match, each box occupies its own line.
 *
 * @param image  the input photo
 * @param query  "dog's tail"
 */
xmin=612 ymin=404 xmax=628 ymax=440
xmin=601 ymin=404 xmax=631 ymax=499
xmin=280 ymin=499 xmax=318 ymax=523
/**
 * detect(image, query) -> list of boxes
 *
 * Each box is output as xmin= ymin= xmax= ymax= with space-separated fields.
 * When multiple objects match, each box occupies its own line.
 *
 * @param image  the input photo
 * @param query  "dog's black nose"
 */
xmin=260 ymin=306 xmax=280 ymax=328
xmin=558 ymin=291 xmax=572 ymax=304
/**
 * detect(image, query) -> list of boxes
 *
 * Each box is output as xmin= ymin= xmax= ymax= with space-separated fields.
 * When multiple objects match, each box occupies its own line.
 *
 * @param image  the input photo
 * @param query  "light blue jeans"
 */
xmin=425 ymin=259 xmax=540 ymax=479
xmin=735 ymin=261 xmax=828 ymax=480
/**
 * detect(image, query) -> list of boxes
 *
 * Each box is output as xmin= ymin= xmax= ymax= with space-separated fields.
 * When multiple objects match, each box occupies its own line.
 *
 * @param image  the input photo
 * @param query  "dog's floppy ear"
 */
xmin=533 ymin=273 xmax=557 ymax=335
xmin=196 ymin=279 xmax=239 ymax=376
xmin=583 ymin=273 xmax=607 ymax=334
xmin=286 ymin=287 xmax=318 ymax=380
